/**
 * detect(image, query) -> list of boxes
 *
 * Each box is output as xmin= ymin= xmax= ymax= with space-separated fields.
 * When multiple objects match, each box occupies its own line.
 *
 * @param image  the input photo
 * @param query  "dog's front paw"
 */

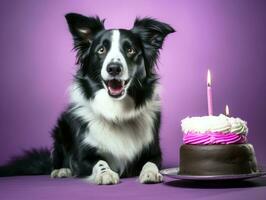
xmin=139 ymin=162 xmax=163 ymax=184
xmin=94 ymin=169 xmax=120 ymax=185
xmin=51 ymin=168 xmax=72 ymax=178
xmin=87 ymin=161 xmax=120 ymax=185
xmin=139 ymin=170 xmax=163 ymax=184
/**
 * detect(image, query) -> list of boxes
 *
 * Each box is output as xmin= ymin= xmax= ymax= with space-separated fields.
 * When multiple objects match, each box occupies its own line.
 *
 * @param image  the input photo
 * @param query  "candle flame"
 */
xmin=225 ymin=105 xmax=230 ymax=116
xmin=207 ymin=69 xmax=211 ymax=86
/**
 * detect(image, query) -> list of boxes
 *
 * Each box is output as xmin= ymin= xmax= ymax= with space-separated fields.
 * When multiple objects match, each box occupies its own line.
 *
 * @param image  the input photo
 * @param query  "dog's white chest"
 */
xmin=82 ymin=112 xmax=154 ymax=173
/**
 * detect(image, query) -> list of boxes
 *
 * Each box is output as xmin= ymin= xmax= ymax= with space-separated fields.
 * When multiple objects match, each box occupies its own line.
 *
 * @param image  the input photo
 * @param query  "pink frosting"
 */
xmin=183 ymin=132 xmax=247 ymax=145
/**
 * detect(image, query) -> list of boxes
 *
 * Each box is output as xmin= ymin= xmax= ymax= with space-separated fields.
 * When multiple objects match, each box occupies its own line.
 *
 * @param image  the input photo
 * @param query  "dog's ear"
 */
xmin=65 ymin=13 xmax=105 ymax=44
xmin=65 ymin=13 xmax=105 ymax=61
xmin=132 ymin=18 xmax=175 ymax=67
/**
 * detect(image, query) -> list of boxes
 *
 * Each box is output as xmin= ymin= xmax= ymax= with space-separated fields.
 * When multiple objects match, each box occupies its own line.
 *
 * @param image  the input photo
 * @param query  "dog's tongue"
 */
xmin=108 ymin=80 xmax=124 ymax=95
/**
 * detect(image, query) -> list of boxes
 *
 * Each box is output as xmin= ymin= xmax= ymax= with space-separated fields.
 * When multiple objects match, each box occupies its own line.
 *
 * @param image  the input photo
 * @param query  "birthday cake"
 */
xmin=179 ymin=114 xmax=258 ymax=175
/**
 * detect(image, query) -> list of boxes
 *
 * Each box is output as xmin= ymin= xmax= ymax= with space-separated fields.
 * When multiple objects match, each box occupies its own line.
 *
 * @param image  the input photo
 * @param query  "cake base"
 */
xmin=179 ymin=144 xmax=258 ymax=175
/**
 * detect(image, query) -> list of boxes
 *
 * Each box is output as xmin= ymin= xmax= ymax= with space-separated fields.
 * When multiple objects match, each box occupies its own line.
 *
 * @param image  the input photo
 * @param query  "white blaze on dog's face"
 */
xmin=101 ymin=30 xmax=131 ymax=100
xmin=101 ymin=30 xmax=128 ymax=81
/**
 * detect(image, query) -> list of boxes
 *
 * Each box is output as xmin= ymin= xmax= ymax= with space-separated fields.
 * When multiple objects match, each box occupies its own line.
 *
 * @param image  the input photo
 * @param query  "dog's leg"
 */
xmin=139 ymin=162 xmax=163 ymax=184
xmin=50 ymin=141 xmax=72 ymax=178
xmin=85 ymin=160 xmax=120 ymax=185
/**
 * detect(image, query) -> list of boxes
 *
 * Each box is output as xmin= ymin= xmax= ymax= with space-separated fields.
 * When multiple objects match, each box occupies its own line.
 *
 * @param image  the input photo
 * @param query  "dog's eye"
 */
xmin=97 ymin=46 xmax=106 ymax=55
xmin=127 ymin=47 xmax=135 ymax=55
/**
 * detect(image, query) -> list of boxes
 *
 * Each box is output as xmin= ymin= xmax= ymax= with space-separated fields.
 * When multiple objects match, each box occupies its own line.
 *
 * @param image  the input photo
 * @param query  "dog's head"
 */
xmin=65 ymin=13 xmax=175 ymax=101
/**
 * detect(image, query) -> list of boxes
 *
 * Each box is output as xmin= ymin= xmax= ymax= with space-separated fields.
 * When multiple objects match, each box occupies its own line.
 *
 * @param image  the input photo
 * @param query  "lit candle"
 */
xmin=207 ymin=69 xmax=213 ymax=115
xmin=225 ymin=105 xmax=230 ymax=116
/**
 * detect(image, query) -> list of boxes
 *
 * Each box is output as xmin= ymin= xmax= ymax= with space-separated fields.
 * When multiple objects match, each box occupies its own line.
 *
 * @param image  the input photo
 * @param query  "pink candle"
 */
xmin=207 ymin=69 xmax=213 ymax=115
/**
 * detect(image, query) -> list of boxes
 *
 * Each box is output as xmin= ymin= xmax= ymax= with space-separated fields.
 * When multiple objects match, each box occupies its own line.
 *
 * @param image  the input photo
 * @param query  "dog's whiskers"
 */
xmin=136 ymin=78 xmax=143 ymax=88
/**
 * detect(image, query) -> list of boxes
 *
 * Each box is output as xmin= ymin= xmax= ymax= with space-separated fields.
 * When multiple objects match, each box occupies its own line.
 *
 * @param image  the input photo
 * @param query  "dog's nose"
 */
xmin=106 ymin=63 xmax=122 ymax=76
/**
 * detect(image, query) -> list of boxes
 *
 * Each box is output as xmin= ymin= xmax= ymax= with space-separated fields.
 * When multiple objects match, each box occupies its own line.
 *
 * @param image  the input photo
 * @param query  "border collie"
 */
xmin=0 ymin=13 xmax=175 ymax=184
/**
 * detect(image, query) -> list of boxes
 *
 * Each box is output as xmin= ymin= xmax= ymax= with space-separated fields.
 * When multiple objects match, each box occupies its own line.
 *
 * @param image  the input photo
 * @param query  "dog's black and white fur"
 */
xmin=0 ymin=13 xmax=175 ymax=184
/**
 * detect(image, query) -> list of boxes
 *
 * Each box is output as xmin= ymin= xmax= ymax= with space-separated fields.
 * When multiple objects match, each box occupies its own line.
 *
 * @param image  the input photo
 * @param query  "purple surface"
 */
xmin=0 ymin=0 xmax=266 ymax=168
xmin=0 ymin=176 xmax=266 ymax=200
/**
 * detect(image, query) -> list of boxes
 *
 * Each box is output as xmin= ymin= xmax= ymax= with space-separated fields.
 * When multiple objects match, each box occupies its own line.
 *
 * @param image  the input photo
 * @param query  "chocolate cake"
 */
xmin=179 ymin=144 xmax=258 ymax=175
xmin=179 ymin=115 xmax=258 ymax=175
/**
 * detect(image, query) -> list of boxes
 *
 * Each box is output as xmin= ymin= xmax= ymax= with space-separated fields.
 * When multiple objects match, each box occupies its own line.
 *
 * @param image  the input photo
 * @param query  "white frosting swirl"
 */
xmin=181 ymin=114 xmax=248 ymax=135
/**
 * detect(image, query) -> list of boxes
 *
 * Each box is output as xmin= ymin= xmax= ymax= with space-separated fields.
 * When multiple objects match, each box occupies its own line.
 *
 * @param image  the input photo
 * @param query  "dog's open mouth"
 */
xmin=104 ymin=79 xmax=130 ymax=98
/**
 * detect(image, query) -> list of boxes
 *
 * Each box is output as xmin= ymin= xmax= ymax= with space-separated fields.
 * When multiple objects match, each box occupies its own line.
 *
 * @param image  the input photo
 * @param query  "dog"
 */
xmin=0 ymin=13 xmax=175 ymax=184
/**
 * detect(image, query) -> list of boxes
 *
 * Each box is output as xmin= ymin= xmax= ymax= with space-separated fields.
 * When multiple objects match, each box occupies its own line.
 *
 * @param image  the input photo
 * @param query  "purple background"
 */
xmin=0 ymin=0 xmax=265 ymax=167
